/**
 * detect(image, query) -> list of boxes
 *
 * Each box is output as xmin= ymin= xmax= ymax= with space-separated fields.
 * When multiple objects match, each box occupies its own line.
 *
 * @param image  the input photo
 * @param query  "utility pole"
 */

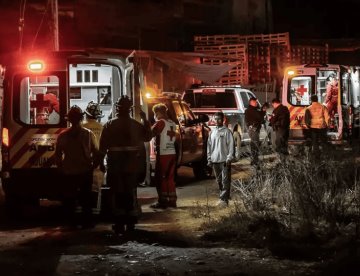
xmin=51 ymin=0 xmax=59 ymax=51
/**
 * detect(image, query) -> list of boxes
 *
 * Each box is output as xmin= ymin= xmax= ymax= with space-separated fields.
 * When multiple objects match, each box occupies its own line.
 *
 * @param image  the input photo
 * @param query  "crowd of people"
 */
xmin=55 ymin=93 xmax=331 ymax=233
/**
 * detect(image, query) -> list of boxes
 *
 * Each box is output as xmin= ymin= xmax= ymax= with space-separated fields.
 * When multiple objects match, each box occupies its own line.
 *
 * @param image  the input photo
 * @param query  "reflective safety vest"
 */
xmin=159 ymin=119 xmax=176 ymax=155
xmin=305 ymin=102 xmax=330 ymax=129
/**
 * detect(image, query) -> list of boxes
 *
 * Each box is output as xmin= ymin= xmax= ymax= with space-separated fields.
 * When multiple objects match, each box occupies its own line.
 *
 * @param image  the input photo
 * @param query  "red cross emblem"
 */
xmin=167 ymin=126 xmax=176 ymax=141
xmin=296 ymin=85 xmax=308 ymax=96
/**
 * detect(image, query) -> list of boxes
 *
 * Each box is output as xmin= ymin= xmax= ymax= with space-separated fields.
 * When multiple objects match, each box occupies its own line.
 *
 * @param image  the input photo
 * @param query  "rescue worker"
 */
xmin=324 ymin=73 xmax=338 ymax=123
xmin=207 ymin=111 xmax=234 ymax=207
xmin=270 ymin=98 xmax=290 ymax=160
xmin=83 ymin=101 xmax=105 ymax=213
xmin=55 ymin=105 xmax=100 ymax=228
xmin=305 ymin=94 xmax=330 ymax=155
xmin=99 ymin=95 xmax=151 ymax=234
xmin=83 ymin=101 xmax=104 ymax=144
xmin=244 ymin=97 xmax=266 ymax=166
xmin=150 ymin=103 xmax=178 ymax=209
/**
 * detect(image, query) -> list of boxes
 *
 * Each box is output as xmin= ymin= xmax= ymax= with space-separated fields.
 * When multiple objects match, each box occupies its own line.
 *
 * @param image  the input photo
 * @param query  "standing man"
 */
xmin=244 ymin=97 xmax=266 ymax=166
xmin=305 ymin=94 xmax=330 ymax=155
xmin=99 ymin=96 xmax=152 ymax=234
xmin=207 ymin=112 xmax=234 ymax=207
xmin=270 ymin=98 xmax=290 ymax=160
xmin=83 ymin=101 xmax=105 ymax=213
xmin=55 ymin=105 xmax=99 ymax=228
xmin=150 ymin=103 xmax=178 ymax=209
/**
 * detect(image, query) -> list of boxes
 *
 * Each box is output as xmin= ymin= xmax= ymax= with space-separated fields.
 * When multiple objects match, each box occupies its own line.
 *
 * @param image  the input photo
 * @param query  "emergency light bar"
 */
xmin=27 ymin=60 xmax=45 ymax=72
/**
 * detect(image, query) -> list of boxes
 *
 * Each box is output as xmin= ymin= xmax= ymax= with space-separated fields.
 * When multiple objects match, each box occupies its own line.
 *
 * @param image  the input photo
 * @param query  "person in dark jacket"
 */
xmin=245 ymin=97 xmax=266 ymax=166
xmin=269 ymin=98 xmax=290 ymax=159
xmin=99 ymin=95 xmax=152 ymax=234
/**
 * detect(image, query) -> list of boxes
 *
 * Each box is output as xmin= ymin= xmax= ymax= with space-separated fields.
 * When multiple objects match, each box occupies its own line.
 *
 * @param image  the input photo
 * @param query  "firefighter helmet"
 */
xmin=66 ymin=105 xmax=84 ymax=122
xmin=115 ymin=95 xmax=133 ymax=110
xmin=85 ymin=101 xmax=104 ymax=118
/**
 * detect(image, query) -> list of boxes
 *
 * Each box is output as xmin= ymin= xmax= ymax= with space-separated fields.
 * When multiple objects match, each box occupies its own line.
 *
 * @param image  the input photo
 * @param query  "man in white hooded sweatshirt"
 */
xmin=207 ymin=111 xmax=234 ymax=207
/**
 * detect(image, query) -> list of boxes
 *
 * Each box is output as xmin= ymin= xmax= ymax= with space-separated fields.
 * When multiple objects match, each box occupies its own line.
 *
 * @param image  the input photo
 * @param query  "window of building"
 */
xmin=92 ymin=70 xmax=98 ymax=82
xmin=76 ymin=70 xmax=82 ymax=82
xmin=84 ymin=70 xmax=90 ymax=82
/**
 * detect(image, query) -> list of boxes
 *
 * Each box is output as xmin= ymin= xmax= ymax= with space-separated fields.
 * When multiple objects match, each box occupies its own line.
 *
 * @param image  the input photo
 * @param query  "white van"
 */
xmin=182 ymin=85 xmax=269 ymax=156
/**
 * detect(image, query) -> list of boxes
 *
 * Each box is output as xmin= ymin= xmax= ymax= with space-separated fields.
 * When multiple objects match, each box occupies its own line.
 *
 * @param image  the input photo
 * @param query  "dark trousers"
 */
xmin=63 ymin=171 xmax=93 ymax=225
xmin=309 ymin=128 xmax=328 ymax=155
xmin=213 ymin=162 xmax=231 ymax=202
xmin=107 ymin=171 xmax=139 ymax=226
xmin=274 ymin=128 xmax=289 ymax=155
xmin=248 ymin=127 xmax=260 ymax=165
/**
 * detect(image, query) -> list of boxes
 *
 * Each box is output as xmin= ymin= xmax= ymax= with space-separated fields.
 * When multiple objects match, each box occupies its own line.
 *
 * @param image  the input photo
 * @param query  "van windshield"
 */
xmin=183 ymin=91 xmax=237 ymax=108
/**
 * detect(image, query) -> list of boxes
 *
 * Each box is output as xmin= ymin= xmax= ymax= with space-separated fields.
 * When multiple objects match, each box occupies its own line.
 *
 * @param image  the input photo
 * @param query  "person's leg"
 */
xmin=220 ymin=163 xmax=231 ymax=204
xmin=213 ymin=163 xmax=224 ymax=197
xmin=78 ymin=171 xmax=94 ymax=228
xmin=166 ymin=155 xmax=177 ymax=207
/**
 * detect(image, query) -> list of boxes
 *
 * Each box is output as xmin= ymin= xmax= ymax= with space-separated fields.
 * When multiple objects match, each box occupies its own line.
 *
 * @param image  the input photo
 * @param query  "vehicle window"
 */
xmin=189 ymin=91 xmax=237 ymax=108
xmin=240 ymin=92 xmax=249 ymax=108
xmin=342 ymin=71 xmax=350 ymax=105
xmin=289 ymin=76 xmax=313 ymax=106
xmin=69 ymin=63 xmax=120 ymax=124
xmin=180 ymin=102 xmax=196 ymax=122
xmin=172 ymin=101 xmax=186 ymax=126
xmin=18 ymin=75 xmax=60 ymax=125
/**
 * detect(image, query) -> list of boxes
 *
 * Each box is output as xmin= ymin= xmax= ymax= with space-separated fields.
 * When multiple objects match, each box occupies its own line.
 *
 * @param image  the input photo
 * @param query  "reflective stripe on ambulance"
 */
xmin=288 ymin=105 xmax=307 ymax=129
xmin=10 ymin=128 xmax=63 ymax=169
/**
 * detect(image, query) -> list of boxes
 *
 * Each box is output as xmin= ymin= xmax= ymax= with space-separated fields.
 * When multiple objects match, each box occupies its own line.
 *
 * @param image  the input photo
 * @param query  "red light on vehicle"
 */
xmin=27 ymin=60 xmax=45 ymax=72
xmin=202 ymin=89 xmax=216 ymax=94
xmin=2 ymin=127 xmax=9 ymax=147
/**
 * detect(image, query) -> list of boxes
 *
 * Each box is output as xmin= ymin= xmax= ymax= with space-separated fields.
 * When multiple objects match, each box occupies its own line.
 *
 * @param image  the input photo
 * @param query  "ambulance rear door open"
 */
xmin=284 ymin=65 xmax=343 ymax=143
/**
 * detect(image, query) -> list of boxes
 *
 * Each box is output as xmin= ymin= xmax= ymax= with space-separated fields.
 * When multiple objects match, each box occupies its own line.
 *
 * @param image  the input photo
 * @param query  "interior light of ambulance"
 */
xmin=145 ymin=92 xmax=152 ymax=98
xmin=27 ymin=60 xmax=45 ymax=72
xmin=2 ymin=127 xmax=9 ymax=147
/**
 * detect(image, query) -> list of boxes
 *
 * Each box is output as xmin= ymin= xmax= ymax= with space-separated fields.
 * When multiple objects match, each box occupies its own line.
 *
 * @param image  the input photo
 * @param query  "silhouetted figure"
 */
xmin=99 ymin=96 xmax=151 ymax=234
xmin=55 ymin=105 xmax=100 ymax=228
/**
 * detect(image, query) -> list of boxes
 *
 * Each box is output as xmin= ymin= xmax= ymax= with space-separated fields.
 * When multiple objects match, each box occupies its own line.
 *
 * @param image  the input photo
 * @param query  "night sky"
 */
xmin=1 ymin=0 xmax=360 ymax=54
xmin=272 ymin=0 xmax=360 ymax=40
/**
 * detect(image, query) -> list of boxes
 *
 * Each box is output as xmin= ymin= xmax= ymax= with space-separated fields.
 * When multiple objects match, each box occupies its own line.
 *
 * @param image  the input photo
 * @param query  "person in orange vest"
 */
xmin=324 ymin=73 xmax=338 ymax=124
xmin=150 ymin=103 xmax=178 ymax=209
xmin=305 ymin=94 xmax=330 ymax=155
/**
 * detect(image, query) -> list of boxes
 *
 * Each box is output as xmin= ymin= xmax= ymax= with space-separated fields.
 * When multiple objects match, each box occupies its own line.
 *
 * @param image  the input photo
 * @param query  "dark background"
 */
xmin=1 ymin=0 xmax=360 ymax=54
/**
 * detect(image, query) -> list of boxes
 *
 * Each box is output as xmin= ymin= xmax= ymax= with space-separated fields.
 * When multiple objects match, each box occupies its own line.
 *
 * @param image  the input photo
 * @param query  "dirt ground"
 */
xmin=0 ymin=160 xmax=357 ymax=275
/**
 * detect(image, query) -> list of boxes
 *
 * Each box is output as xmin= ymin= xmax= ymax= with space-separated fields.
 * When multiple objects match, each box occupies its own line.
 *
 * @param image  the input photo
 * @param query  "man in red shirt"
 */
xmin=325 ymin=73 xmax=338 ymax=120
xmin=150 ymin=103 xmax=177 ymax=209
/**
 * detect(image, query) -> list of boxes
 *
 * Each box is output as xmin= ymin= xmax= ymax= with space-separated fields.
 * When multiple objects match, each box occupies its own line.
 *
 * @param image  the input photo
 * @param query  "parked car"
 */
xmin=182 ymin=85 xmax=270 ymax=158
xmin=144 ymin=93 xmax=211 ymax=182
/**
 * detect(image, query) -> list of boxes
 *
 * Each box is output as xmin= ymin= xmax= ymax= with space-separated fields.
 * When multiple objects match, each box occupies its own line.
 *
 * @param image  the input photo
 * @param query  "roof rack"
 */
xmin=197 ymin=85 xmax=242 ymax=88
xmin=161 ymin=92 xmax=182 ymax=99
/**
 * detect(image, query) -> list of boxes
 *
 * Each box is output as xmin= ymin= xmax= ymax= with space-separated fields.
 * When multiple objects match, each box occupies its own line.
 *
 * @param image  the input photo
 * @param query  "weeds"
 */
xmin=199 ymin=149 xmax=360 ymax=260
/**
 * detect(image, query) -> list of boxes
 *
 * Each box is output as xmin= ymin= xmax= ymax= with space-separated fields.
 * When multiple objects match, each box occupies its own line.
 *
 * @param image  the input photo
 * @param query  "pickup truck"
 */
xmin=144 ymin=93 xmax=211 ymax=183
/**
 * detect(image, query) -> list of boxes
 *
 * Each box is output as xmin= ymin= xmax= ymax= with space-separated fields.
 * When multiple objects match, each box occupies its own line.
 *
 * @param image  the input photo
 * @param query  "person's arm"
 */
xmin=304 ymin=108 xmax=311 ymax=128
xmin=226 ymin=130 xmax=235 ymax=165
xmin=151 ymin=120 xmax=165 ymax=137
xmin=207 ymin=132 xmax=212 ymax=165
xmin=325 ymin=84 xmax=332 ymax=103
xmin=54 ymin=136 xmax=63 ymax=170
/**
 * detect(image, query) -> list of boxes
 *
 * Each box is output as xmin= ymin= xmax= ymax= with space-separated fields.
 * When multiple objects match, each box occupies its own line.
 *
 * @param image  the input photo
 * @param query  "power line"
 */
xmin=31 ymin=0 xmax=51 ymax=51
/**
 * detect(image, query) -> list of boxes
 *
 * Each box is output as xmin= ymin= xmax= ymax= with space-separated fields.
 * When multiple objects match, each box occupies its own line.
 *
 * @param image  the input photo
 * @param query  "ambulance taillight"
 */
xmin=2 ymin=127 xmax=9 ymax=147
xmin=27 ymin=60 xmax=45 ymax=73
